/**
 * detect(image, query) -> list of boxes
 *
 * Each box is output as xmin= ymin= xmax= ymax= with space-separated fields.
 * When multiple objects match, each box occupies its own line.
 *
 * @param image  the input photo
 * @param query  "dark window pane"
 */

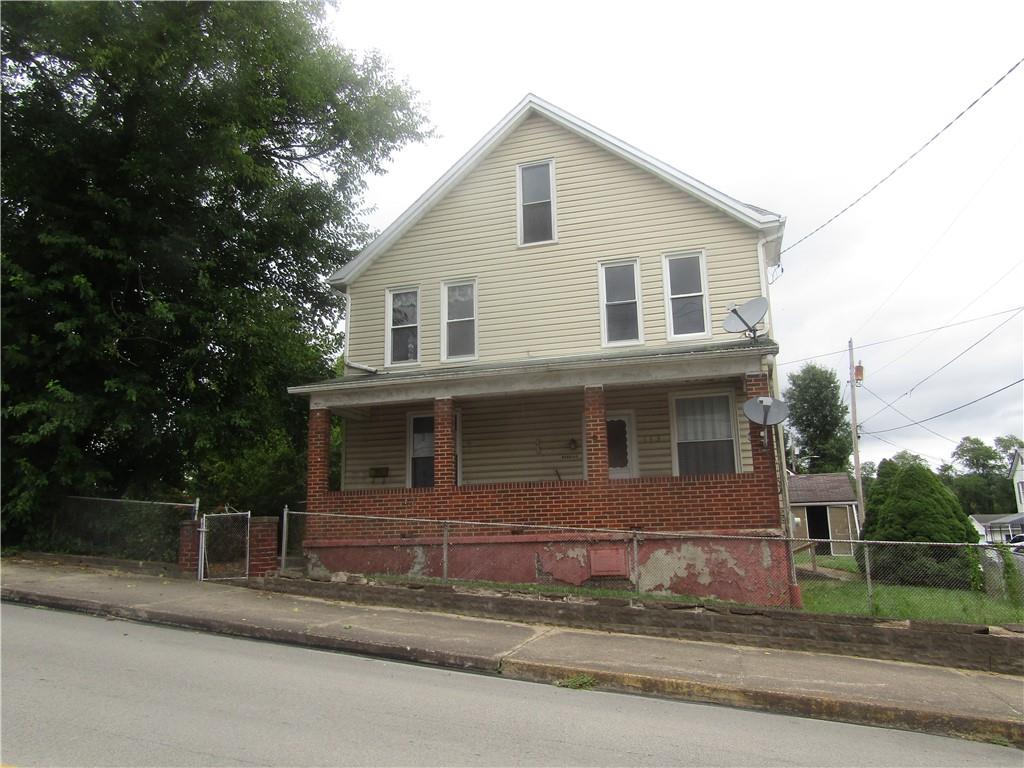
xmin=391 ymin=326 xmax=418 ymax=362
xmin=607 ymin=419 xmax=629 ymax=469
xmin=671 ymin=296 xmax=705 ymax=335
xmin=391 ymin=291 xmax=417 ymax=326
xmin=447 ymin=319 xmax=475 ymax=357
xmin=521 ymin=163 xmax=550 ymax=204
xmin=522 ymin=201 xmax=552 ymax=243
xmin=604 ymin=264 xmax=636 ymax=302
xmin=677 ymin=440 xmax=735 ymax=475
xmin=411 ymin=456 xmax=434 ymax=488
xmin=447 ymin=283 xmax=474 ymax=320
xmin=606 ymin=302 xmax=639 ymax=342
xmin=668 ymin=256 xmax=701 ymax=295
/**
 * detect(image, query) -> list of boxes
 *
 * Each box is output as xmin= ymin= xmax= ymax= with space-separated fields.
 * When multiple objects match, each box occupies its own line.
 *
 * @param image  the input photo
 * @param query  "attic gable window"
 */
xmin=518 ymin=160 xmax=556 ymax=245
xmin=387 ymin=288 xmax=419 ymax=365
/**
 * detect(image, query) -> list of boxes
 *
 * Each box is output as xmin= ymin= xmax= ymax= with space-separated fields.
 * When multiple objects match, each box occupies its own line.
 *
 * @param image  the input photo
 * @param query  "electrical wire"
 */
xmin=852 ymin=136 xmax=1023 ymax=338
xmin=871 ymin=260 xmax=1024 ymax=377
xmin=779 ymin=56 xmax=1024 ymax=257
xmin=860 ymin=433 xmax=948 ymax=465
xmin=861 ymin=379 xmax=1023 ymax=435
xmin=776 ymin=305 xmax=1023 ymax=368
xmin=859 ymin=384 xmax=954 ymax=444
xmin=859 ymin=307 xmax=1023 ymax=425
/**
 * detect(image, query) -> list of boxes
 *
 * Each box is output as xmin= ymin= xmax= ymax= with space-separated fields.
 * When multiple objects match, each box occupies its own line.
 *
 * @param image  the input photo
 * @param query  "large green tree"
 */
xmin=784 ymin=363 xmax=852 ymax=473
xmin=1 ymin=1 xmax=427 ymax=529
xmin=938 ymin=435 xmax=1018 ymax=518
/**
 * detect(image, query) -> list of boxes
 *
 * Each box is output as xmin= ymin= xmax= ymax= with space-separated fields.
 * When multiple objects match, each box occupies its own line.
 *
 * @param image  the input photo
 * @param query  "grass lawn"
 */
xmin=799 ymin=579 xmax=1024 ymax=625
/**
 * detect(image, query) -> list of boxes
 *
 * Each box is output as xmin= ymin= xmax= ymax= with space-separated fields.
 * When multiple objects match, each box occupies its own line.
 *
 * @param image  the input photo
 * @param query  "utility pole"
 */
xmin=848 ymin=339 xmax=866 ymax=524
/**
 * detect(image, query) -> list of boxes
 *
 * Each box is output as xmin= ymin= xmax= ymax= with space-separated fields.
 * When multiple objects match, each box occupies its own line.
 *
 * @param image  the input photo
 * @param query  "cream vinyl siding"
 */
xmin=347 ymin=114 xmax=763 ymax=369
xmin=342 ymin=403 xmax=416 ymax=488
xmin=340 ymin=381 xmax=754 ymax=489
xmin=460 ymin=390 xmax=584 ymax=484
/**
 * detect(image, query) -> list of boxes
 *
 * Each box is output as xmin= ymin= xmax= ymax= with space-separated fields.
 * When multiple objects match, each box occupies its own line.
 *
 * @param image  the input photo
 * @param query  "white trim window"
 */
xmin=386 ymin=287 xmax=419 ymax=365
xmin=599 ymin=260 xmax=642 ymax=345
xmin=663 ymin=252 xmax=709 ymax=338
xmin=517 ymin=160 xmax=556 ymax=245
xmin=671 ymin=393 xmax=737 ymax=475
xmin=441 ymin=280 xmax=477 ymax=360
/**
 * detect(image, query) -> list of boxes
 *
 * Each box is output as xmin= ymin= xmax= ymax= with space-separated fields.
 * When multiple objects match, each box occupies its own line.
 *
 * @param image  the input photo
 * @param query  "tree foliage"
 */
xmin=784 ymin=363 xmax=852 ymax=473
xmin=1 ymin=1 xmax=427 ymax=529
xmin=938 ymin=435 xmax=1017 ymax=518
xmin=859 ymin=462 xmax=980 ymax=590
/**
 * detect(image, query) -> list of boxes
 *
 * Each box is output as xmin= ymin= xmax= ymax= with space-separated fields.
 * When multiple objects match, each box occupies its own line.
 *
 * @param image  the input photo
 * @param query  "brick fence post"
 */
xmin=248 ymin=516 xmax=280 ymax=577
xmin=584 ymin=385 xmax=608 ymax=486
xmin=178 ymin=519 xmax=200 ymax=577
xmin=434 ymin=396 xmax=455 ymax=490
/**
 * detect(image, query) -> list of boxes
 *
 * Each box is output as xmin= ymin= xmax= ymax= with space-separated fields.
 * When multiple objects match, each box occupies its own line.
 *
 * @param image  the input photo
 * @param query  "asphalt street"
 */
xmin=1 ymin=603 xmax=1019 ymax=767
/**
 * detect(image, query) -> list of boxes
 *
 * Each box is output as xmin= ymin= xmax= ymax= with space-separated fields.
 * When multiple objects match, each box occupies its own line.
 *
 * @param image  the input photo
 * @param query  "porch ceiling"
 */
xmin=289 ymin=339 xmax=777 ymax=410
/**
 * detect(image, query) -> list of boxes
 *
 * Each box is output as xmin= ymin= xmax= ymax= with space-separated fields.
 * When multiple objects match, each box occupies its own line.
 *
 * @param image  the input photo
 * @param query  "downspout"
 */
xmin=345 ymin=360 xmax=379 ymax=375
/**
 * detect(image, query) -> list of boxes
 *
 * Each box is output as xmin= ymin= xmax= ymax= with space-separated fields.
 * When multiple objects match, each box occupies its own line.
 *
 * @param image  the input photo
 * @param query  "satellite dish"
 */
xmin=743 ymin=396 xmax=789 ymax=427
xmin=723 ymin=297 xmax=769 ymax=339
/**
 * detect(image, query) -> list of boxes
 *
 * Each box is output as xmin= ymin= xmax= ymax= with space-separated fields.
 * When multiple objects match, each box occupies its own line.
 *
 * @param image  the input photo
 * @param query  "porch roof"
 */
xmin=289 ymin=338 xmax=777 ymax=409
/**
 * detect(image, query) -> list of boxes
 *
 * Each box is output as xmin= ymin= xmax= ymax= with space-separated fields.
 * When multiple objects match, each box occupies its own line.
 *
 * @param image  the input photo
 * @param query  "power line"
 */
xmin=872 ymin=260 xmax=1024 ymax=377
xmin=780 ymin=56 xmax=1024 ymax=257
xmin=776 ymin=305 xmax=1023 ymax=368
xmin=852 ymin=136 xmax=1023 ymax=338
xmin=859 ymin=307 xmax=1023 ymax=425
xmin=861 ymin=379 xmax=1023 ymax=435
xmin=860 ymin=433 xmax=948 ymax=465
xmin=859 ymin=383 xmax=954 ymax=444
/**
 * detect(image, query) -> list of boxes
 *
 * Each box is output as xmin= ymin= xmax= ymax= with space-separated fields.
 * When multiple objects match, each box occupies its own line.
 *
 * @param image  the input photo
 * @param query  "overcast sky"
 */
xmin=327 ymin=0 xmax=1023 ymax=470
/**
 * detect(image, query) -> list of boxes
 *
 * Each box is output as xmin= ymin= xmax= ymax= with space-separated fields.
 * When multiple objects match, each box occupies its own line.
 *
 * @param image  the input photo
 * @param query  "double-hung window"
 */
xmin=408 ymin=415 xmax=434 ymax=487
xmin=600 ymin=260 xmax=641 ymax=344
xmin=518 ymin=160 xmax=555 ymax=244
xmin=387 ymin=288 xmax=419 ymax=365
xmin=672 ymin=394 xmax=737 ymax=475
xmin=664 ymin=252 xmax=708 ymax=338
xmin=442 ymin=280 xmax=476 ymax=360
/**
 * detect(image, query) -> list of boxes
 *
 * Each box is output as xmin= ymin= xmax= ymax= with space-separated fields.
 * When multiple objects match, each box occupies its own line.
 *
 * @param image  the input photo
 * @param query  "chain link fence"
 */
xmin=282 ymin=509 xmax=1024 ymax=625
xmin=26 ymin=496 xmax=199 ymax=562
xmin=200 ymin=508 xmax=250 ymax=580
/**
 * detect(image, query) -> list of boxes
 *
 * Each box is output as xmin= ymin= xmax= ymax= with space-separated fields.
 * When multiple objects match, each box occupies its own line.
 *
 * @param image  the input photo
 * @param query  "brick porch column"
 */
xmin=248 ymin=516 xmax=279 ymax=577
xmin=584 ymin=385 xmax=608 ymax=485
xmin=307 ymin=407 xmax=332 ymax=508
xmin=743 ymin=373 xmax=775 ymax=473
xmin=178 ymin=519 xmax=200 ymax=577
xmin=434 ymin=396 xmax=456 ymax=489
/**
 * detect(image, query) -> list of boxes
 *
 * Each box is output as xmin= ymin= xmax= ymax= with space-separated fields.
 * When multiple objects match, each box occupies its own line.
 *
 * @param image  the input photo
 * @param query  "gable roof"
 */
xmin=330 ymin=94 xmax=786 ymax=290
xmin=788 ymin=473 xmax=857 ymax=505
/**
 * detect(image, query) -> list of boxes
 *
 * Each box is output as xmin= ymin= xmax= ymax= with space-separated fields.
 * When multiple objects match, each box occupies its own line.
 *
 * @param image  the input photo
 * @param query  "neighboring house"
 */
xmin=971 ymin=514 xmax=1010 ymax=543
xmin=788 ymin=473 xmax=859 ymax=556
xmin=289 ymin=95 xmax=793 ymax=606
xmin=1011 ymin=449 xmax=1024 ymax=517
xmin=985 ymin=513 xmax=1024 ymax=543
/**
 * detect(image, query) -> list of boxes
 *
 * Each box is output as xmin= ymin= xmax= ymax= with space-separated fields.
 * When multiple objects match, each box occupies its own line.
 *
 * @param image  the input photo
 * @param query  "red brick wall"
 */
xmin=434 ymin=397 xmax=455 ymax=489
xmin=248 ymin=516 xmax=279 ymax=577
xmin=584 ymin=385 xmax=608 ymax=485
xmin=307 ymin=407 xmax=332 ymax=503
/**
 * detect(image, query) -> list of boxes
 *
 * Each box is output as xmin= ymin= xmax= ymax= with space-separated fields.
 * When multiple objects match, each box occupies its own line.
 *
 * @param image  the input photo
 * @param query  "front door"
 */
xmin=606 ymin=411 xmax=637 ymax=479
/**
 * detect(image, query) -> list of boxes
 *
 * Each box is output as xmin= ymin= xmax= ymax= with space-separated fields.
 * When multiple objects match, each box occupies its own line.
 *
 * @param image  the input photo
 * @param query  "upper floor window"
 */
xmin=672 ymin=394 xmax=737 ymax=475
xmin=387 ymin=288 xmax=419 ymax=365
xmin=518 ymin=160 xmax=556 ymax=245
xmin=442 ymin=280 xmax=477 ymax=360
xmin=663 ymin=252 xmax=708 ymax=338
xmin=600 ymin=260 xmax=642 ymax=345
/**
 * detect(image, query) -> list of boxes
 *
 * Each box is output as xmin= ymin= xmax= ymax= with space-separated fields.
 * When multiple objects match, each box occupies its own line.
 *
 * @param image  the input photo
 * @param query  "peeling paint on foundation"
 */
xmin=639 ymin=543 xmax=745 ymax=593
xmin=761 ymin=540 xmax=773 ymax=569
xmin=409 ymin=546 xmax=426 ymax=577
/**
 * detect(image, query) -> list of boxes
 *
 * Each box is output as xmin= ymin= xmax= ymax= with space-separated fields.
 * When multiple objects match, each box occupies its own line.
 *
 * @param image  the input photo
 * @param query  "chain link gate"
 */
xmin=198 ymin=509 xmax=250 ymax=581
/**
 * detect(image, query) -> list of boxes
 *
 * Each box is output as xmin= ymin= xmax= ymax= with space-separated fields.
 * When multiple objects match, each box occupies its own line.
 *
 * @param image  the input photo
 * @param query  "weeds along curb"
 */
xmin=500 ymin=658 xmax=1024 ymax=749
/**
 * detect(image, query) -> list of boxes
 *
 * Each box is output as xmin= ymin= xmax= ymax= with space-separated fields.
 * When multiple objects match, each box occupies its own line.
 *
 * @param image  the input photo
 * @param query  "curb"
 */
xmin=500 ymin=658 xmax=1024 ymax=749
xmin=4 ymin=587 xmax=1021 ymax=749
xmin=0 ymin=588 xmax=500 ymax=674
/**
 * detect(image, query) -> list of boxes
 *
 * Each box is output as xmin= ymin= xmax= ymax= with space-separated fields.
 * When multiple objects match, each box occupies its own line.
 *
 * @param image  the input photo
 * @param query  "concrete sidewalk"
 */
xmin=2 ymin=557 xmax=1022 ymax=748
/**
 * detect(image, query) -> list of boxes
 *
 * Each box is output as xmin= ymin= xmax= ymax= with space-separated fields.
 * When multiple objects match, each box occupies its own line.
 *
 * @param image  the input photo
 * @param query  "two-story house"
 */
xmin=288 ymin=95 xmax=798 ymax=606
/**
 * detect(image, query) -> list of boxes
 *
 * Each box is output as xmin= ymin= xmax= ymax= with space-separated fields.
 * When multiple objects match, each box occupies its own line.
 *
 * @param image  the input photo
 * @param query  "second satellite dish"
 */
xmin=723 ymin=297 xmax=769 ymax=339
